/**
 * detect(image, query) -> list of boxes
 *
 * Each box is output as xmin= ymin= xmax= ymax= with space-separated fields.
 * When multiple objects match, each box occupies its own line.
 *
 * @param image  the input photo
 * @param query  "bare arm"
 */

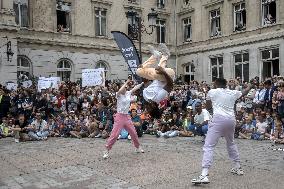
xmin=156 ymin=66 xmax=174 ymax=93
xmin=117 ymin=79 xmax=130 ymax=95
xmin=240 ymin=83 xmax=254 ymax=99
xmin=130 ymin=82 xmax=144 ymax=95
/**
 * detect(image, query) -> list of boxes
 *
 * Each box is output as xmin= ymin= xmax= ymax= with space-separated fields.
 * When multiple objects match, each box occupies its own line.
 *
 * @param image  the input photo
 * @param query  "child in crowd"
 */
xmin=270 ymin=115 xmax=284 ymax=143
xmin=252 ymin=112 xmax=270 ymax=140
xmin=238 ymin=115 xmax=255 ymax=139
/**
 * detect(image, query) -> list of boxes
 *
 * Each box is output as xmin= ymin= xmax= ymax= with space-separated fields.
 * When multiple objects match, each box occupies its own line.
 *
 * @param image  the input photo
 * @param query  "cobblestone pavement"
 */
xmin=0 ymin=135 xmax=284 ymax=189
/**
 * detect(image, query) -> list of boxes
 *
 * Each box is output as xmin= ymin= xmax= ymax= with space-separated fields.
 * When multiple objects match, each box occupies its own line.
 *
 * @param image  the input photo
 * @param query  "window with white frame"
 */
xmin=157 ymin=0 xmax=165 ymax=9
xmin=234 ymin=53 xmax=249 ymax=82
xmin=184 ymin=63 xmax=195 ymax=82
xmin=95 ymin=61 xmax=109 ymax=79
xmin=210 ymin=57 xmax=223 ymax=81
xmin=183 ymin=17 xmax=192 ymax=42
xmin=262 ymin=0 xmax=276 ymax=26
xmin=261 ymin=48 xmax=279 ymax=79
xmin=157 ymin=19 xmax=166 ymax=43
xmin=234 ymin=2 xmax=246 ymax=31
xmin=57 ymin=60 xmax=72 ymax=81
xmin=17 ymin=56 xmax=32 ymax=78
xmin=95 ymin=9 xmax=107 ymax=36
xmin=13 ymin=0 xmax=29 ymax=27
xmin=210 ymin=9 xmax=221 ymax=37
xmin=56 ymin=0 xmax=71 ymax=33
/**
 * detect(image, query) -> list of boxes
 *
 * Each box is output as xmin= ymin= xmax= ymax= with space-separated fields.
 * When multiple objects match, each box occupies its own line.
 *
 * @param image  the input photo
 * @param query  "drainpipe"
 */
xmin=174 ymin=0 xmax=178 ymax=80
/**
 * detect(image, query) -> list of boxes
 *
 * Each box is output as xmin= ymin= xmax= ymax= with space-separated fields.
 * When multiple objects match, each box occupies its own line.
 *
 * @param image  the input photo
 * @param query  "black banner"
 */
xmin=111 ymin=31 xmax=141 ymax=81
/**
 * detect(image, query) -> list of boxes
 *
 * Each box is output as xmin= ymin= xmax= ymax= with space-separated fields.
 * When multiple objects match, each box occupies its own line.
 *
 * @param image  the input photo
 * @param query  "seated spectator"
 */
xmin=131 ymin=109 xmax=143 ymax=137
xmin=11 ymin=114 xmax=31 ymax=143
xmin=252 ymin=112 xmax=270 ymax=140
xmin=188 ymin=102 xmax=210 ymax=139
xmin=48 ymin=117 xmax=60 ymax=137
xmin=156 ymin=113 xmax=181 ymax=138
xmin=238 ymin=115 xmax=255 ymax=139
xmin=29 ymin=113 xmax=49 ymax=140
xmin=93 ymin=99 xmax=113 ymax=139
xmin=179 ymin=113 xmax=194 ymax=137
xmin=270 ymin=115 xmax=284 ymax=144
xmin=0 ymin=117 xmax=12 ymax=138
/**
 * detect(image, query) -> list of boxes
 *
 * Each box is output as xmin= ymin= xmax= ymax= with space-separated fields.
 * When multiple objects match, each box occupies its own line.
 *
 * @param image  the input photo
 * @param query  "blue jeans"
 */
xmin=28 ymin=131 xmax=49 ymax=140
xmin=188 ymin=124 xmax=208 ymax=136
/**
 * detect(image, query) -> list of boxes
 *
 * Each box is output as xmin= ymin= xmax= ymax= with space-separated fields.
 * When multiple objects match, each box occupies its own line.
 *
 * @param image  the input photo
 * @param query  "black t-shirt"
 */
xmin=15 ymin=120 xmax=29 ymax=133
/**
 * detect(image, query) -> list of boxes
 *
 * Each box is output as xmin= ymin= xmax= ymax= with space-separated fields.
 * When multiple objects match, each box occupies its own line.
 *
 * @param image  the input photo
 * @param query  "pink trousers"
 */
xmin=106 ymin=113 xmax=140 ymax=150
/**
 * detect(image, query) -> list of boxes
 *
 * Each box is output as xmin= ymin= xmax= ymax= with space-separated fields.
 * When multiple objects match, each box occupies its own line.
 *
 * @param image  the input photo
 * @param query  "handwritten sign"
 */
xmin=82 ymin=68 xmax=105 ymax=87
xmin=6 ymin=82 xmax=17 ymax=91
xmin=22 ymin=80 xmax=33 ymax=88
xmin=37 ymin=77 xmax=60 ymax=91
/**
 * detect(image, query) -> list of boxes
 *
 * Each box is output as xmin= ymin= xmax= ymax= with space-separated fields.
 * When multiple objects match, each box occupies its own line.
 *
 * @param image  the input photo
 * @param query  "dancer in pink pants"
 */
xmin=192 ymin=78 xmax=255 ymax=184
xmin=103 ymin=79 xmax=144 ymax=159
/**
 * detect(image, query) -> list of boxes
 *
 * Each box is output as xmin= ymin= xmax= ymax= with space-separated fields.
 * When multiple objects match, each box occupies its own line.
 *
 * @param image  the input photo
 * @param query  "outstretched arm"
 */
xmin=130 ymin=82 xmax=144 ymax=95
xmin=156 ymin=66 xmax=174 ymax=93
xmin=117 ymin=79 xmax=130 ymax=95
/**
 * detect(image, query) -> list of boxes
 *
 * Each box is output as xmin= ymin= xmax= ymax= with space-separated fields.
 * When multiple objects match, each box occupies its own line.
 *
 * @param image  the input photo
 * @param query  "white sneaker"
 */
xmin=191 ymin=175 xmax=210 ymax=184
xmin=15 ymin=139 xmax=20 ymax=143
xmin=103 ymin=151 xmax=109 ymax=159
xmin=135 ymin=147 xmax=145 ymax=153
xmin=231 ymin=167 xmax=244 ymax=175
xmin=117 ymin=135 xmax=121 ymax=140
xmin=158 ymin=43 xmax=170 ymax=57
xmin=128 ymin=135 xmax=131 ymax=140
xmin=148 ymin=45 xmax=162 ymax=59
xmin=95 ymin=133 xmax=102 ymax=138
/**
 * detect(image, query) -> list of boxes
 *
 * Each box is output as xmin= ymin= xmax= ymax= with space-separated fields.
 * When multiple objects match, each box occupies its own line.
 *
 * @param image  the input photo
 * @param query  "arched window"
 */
xmin=57 ymin=59 xmax=72 ymax=81
xmin=95 ymin=61 xmax=109 ymax=79
xmin=17 ymin=56 xmax=32 ymax=79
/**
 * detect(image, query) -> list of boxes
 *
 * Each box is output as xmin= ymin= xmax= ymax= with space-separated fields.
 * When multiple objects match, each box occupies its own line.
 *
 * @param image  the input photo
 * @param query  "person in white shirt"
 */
xmin=252 ymin=82 xmax=266 ymax=107
xmin=103 ymin=79 xmax=144 ymax=159
xmin=188 ymin=102 xmax=211 ymax=137
xmin=136 ymin=44 xmax=175 ymax=119
xmin=192 ymin=78 xmax=254 ymax=184
xmin=29 ymin=113 xmax=49 ymax=140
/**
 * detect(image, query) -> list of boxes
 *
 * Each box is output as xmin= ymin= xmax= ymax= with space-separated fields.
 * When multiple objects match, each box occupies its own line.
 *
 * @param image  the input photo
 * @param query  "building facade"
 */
xmin=176 ymin=0 xmax=284 ymax=83
xmin=0 ymin=0 xmax=284 ymax=84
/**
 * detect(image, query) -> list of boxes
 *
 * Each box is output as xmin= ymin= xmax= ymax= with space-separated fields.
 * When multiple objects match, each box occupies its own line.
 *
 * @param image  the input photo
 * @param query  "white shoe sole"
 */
xmin=192 ymin=180 xmax=210 ymax=184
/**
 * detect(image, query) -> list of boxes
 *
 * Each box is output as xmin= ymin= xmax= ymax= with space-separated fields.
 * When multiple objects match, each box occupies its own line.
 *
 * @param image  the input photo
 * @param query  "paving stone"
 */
xmin=0 ymin=136 xmax=284 ymax=189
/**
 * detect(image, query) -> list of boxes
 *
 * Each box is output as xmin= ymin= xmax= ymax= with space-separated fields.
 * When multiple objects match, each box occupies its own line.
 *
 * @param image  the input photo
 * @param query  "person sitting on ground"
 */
xmin=238 ymin=115 xmax=255 ymax=139
xmin=188 ymin=102 xmax=211 ymax=140
xmin=252 ymin=112 xmax=270 ymax=140
xmin=156 ymin=113 xmax=181 ymax=138
xmin=136 ymin=44 xmax=174 ymax=119
xmin=11 ymin=114 xmax=32 ymax=143
xmin=131 ymin=108 xmax=143 ymax=138
xmin=29 ymin=113 xmax=49 ymax=140
xmin=179 ymin=112 xmax=194 ymax=137
xmin=0 ymin=117 xmax=13 ymax=138
xmin=93 ymin=98 xmax=113 ymax=139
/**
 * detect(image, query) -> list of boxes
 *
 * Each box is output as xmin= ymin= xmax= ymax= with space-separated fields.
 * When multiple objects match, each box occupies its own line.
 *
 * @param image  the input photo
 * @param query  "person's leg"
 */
xmin=223 ymin=122 xmax=244 ymax=175
xmin=158 ymin=55 xmax=168 ymax=68
xmin=201 ymin=121 xmax=223 ymax=175
xmin=105 ymin=114 xmax=124 ymax=151
xmin=28 ymin=131 xmax=41 ymax=140
xmin=168 ymin=130 xmax=179 ymax=137
xmin=125 ymin=118 xmax=140 ymax=149
xmin=202 ymin=125 xmax=208 ymax=135
xmin=141 ymin=55 xmax=157 ymax=68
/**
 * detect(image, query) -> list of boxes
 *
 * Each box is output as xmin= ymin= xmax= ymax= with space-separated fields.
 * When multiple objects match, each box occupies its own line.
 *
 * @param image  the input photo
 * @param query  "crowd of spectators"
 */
xmin=0 ymin=76 xmax=284 ymax=145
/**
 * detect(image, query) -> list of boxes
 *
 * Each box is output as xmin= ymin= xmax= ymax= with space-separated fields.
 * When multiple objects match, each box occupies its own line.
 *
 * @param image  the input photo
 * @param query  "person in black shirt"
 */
xmin=11 ymin=114 xmax=32 ymax=143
